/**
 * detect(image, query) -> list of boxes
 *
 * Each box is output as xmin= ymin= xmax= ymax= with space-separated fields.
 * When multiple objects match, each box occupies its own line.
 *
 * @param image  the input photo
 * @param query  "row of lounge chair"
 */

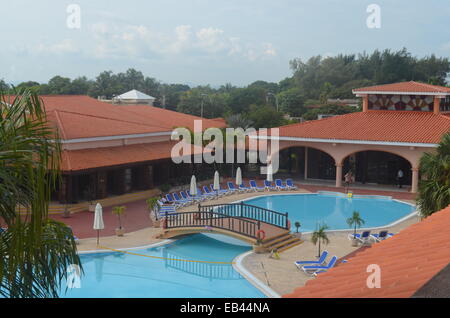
xmin=348 ymin=230 xmax=395 ymax=244
xmin=295 ymin=251 xmax=338 ymax=276
xmin=157 ymin=179 xmax=299 ymax=217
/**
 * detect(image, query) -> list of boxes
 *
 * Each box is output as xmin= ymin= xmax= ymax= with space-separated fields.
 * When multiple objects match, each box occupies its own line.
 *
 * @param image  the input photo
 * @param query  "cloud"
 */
xmin=35 ymin=39 xmax=79 ymax=55
xmin=88 ymin=22 xmax=277 ymax=62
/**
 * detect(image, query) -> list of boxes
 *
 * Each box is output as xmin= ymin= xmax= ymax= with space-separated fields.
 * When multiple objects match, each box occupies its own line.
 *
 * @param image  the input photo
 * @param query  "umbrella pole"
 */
xmin=97 ymin=230 xmax=99 ymax=245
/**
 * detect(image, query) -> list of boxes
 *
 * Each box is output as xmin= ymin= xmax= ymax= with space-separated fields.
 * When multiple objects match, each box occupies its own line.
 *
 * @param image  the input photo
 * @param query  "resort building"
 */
xmin=272 ymin=81 xmax=450 ymax=193
xmin=41 ymin=95 xmax=225 ymax=203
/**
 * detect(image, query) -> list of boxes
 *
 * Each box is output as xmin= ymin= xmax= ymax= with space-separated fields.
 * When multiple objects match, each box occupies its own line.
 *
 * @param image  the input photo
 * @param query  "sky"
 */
xmin=1 ymin=0 xmax=450 ymax=87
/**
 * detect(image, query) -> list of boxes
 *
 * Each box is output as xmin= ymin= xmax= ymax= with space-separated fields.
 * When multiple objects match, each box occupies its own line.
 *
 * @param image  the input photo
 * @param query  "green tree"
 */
xmin=416 ymin=134 xmax=450 ymax=217
xmin=247 ymin=104 xmax=287 ymax=129
xmin=311 ymin=223 xmax=330 ymax=258
xmin=346 ymin=211 xmax=365 ymax=236
xmin=0 ymin=89 xmax=81 ymax=298
xmin=277 ymin=87 xmax=305 ymax=116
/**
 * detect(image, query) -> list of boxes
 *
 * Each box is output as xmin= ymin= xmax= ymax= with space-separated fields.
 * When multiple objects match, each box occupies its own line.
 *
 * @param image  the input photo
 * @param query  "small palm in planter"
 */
xmin=146 ymin=197 xmax=160 ymax=227
xmin=112 ymin=206 xmax=127 ymax=236
xmin=347 ymin=211 xmax=365 ymax=246
xmin=311 ymin=223 xmax=329 ymax=258
xmin=294 ymin=221 xmax=302 ymax=239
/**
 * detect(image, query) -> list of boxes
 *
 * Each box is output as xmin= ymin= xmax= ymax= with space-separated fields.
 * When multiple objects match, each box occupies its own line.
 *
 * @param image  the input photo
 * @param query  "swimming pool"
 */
xmin=243 ymin=193 xmax=416 ymax=232
xmin=61 ymin=234 xmax=266 ymax=298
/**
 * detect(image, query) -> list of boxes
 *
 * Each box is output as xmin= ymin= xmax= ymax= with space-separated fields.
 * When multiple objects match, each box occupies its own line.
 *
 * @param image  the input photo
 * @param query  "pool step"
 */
xmin=262 ymin=233 xmax=302 ymax=253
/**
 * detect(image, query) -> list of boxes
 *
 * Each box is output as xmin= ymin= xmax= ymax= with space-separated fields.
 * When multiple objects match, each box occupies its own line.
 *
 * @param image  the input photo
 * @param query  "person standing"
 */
xmin=344 ymin=170 xmax=353 ymax=193
xmin=397 ymin=169 xmax=404 ymax=188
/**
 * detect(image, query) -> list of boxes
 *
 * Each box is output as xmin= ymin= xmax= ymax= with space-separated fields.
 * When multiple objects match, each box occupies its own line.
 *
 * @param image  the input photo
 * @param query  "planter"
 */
xmin=351 ymin=238 xmax=359 ymax=247
xmin=253 ymin=244 xmax=267 ymax=254
xmin=62 ymin=207 xmax=71 ymax=218
xmin=153 ymin=219 xmax=161 ymax=228
xmin=88 ymin=204 xmax=96 ymax=212
xmin=115 ymin=227 xmax=125 ymax=237
xmin=294 ymin=232 xmax=302 ymax=240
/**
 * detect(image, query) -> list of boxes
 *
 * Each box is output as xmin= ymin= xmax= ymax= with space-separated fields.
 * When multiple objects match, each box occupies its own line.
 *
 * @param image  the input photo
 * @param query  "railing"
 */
xmin=163 ymin=251 xmax=242 ymax=280
xmin=165 ymin=211 xmax=261 ymax=239
xmin=198 ymin=202 xmax=289 ymax=230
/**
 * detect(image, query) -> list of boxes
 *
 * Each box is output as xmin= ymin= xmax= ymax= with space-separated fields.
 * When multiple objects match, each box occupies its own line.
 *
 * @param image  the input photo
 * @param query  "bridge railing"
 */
xmin=165 ymin=211 xmax=261 ymax=239
xmin=198 ymin=202 xmax=289 ymax=230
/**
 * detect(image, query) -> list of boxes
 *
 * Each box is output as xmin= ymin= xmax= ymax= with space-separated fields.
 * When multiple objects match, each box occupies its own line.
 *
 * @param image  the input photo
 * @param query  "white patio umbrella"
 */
xmin=236 ymin=167 xmax=242 ymax=186
xmin=93 ymin=203 xmax=104 ymax=245
xmin=213 ymin=171 xmax=220 ymax=191
xmin=190 ymin=175 xmax=197 ymax=196
xmin=266 ymin=164 xmax=273 ymax=182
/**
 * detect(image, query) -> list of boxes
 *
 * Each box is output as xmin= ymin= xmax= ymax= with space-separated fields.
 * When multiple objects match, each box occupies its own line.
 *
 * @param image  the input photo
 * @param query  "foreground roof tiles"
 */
xmin=284 ymin=205 xmax=450 ymax=298
xmin=353 ymin=81 xmax=450 ymax=94
xmin=278 ymin=111 xmax=450 ymax=144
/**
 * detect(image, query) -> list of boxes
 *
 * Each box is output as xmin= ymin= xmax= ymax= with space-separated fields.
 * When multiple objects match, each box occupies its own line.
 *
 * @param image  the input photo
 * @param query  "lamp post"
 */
xmin=267 ymin=92 xmax=279 ymax=112
xmin=200 ymin=93 xmax=209 ymax=118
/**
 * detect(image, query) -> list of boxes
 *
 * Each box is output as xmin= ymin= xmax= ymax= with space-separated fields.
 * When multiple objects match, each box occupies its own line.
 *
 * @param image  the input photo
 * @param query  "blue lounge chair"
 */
xmin=165 ymin=193 xmax=178 ymax=205
xmin=275 ymin=179 xmax=288 ymax=191
xmin=227 ymin=182 xmax=242 ymax=193
xmin=286 ymin=179 xmax=298 ymax=190
xmin=197 ymin=187 xmax=215 ymax=200
xmin=302 ymin=256 xmax=338 ymax=275
xmin=239 ymin=182 xmax=252 ymax=192
xmin=348 ymin=231 xmax=371 ymax=245
xmin=203 ymin=185 xmax=220 ymax=198
xmin=249 ymin=180 xmax=265 ymax=192
xmin=180 ymin=191 xmax=199 ymax=203
xmin=264 ymin=180 xmax=276 ymax=191
xmin=294 ymin=251 xmax=328 ymax=269
xmin=158 ymin=204 xmax=177 ymax=217
xmin=210 ymin=184 xmax=229 ymax=196
xmin=187 ymin=190 xmax=206 ymax=202
xmin=370 ymin=230 xmax=394 ymax=242
xmin=173 ymin=192 xmax=191 ymax=206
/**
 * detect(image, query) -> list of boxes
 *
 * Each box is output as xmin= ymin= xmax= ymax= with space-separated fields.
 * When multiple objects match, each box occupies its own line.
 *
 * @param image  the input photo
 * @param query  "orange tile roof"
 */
xmin=277 ymin=111 xmax=450 ymax=144
xmin=60 ymin=141 xmax=205 ymax=171
xmin=284 ymin=205 xmax=450 ymax=298
xmin=3 ymin=95 xmax=226 ymax=140
xmin=353 ymin=81 xmax=450 ymax=94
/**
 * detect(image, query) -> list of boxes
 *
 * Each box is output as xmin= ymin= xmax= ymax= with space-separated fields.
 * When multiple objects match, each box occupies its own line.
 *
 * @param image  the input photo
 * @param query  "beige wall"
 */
xmin=275 ymin=139 xmax=436 ymax=193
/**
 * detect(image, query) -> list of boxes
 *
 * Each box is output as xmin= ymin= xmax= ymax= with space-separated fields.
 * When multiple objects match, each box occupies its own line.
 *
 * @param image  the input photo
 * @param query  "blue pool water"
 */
xmin=61 ymin=234 xmax=265 ymax=298
xmin=244 ymin=193 xmax=416 ymax=232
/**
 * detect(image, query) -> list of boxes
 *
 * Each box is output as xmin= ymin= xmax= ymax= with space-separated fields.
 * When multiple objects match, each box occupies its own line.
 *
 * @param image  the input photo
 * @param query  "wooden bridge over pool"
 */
xmin=158 ymin=202 xmax=302 ymax=253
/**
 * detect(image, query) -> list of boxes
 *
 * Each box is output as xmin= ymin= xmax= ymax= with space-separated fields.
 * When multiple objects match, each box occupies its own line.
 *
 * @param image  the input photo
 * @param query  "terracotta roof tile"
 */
xmin=60 ymin=141 xmax=205 ymax=171
xmin=284 ymin=205 xmax=450 ymax=298
xmin=277 ymin=111 xmax=450 ymax=144
xmin=353 ymin=81 xmax=450 ymax=94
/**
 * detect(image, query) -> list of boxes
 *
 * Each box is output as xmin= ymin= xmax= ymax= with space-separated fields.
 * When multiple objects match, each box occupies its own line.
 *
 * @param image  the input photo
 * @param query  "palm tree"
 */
xmin=311 ymin=223 xmax=330 ymax=258
xmin=416 ymin=133 xmax=450 ymax=217
xmin=347 ymin=211 xmax=365 ymax=236
xmin=0 ymin=89 xmax=81 ymax=298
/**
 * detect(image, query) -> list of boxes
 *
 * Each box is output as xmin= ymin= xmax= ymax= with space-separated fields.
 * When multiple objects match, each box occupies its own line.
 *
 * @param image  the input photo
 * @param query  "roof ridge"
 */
xmin=55 ymin=109 xmax=172 ymax=131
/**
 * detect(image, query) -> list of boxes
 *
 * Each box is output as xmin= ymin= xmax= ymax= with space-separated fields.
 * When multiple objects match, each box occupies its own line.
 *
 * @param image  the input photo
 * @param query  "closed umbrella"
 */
xmin=266 ymin=164 xmax=273 ymax=182
xmin=190 ymin=175 xmax=197 ymax=196
xmin=93 ymin=203 xmax=104 ymax=245
xmin=213 ymin=171 xmax=220 ymax=191
xmin=236 ymin=167 xmax=242 ymax=186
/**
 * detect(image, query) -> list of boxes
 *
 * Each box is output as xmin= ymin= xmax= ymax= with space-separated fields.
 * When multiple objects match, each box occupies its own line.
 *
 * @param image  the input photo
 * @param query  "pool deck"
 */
xmin=61 ymin=185 xmax=419 ymax=296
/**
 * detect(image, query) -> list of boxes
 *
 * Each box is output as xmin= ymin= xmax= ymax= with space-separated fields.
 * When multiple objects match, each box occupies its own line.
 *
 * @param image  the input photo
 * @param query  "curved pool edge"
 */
xmin=231 ymin=191 xmax=418 ymax=233
xmin=75 ymin=236 xmax=274 ymax=298
xmin=233 ymin=251 xmax=281 ymax=298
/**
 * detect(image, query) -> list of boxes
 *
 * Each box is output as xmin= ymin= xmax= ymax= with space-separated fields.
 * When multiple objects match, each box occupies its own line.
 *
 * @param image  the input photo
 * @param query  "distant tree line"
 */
xmin=1 ymin=48 xmax=449 ymax=128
